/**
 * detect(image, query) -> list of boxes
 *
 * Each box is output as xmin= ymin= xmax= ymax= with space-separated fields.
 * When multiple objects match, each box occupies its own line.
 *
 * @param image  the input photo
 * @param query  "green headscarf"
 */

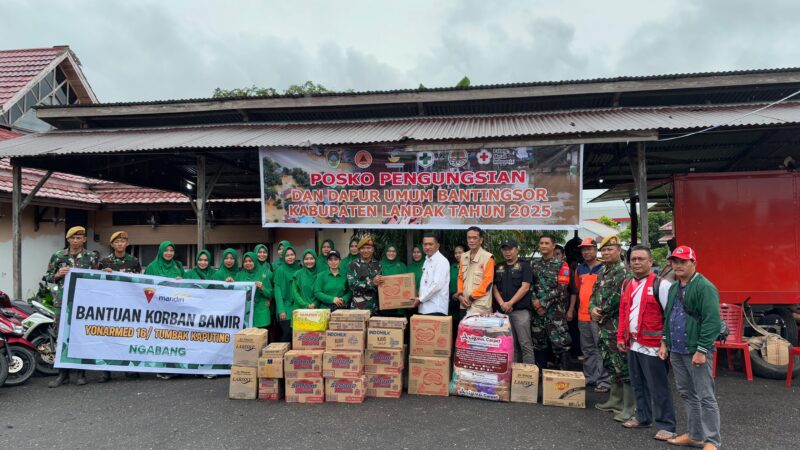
xmin=253 ymin=244 xmax=272 ymax=275
xmin=380 ymin=242 xmax=407 ymax=276
xmin=408 ymin=244 xmax=424 ymax=291
xmin=236 ymin=252 xmax=273 ymax=328
xmin=294 ymin=249 xmax=319 ymax=308
xmin=341 ymin=237 xmax=360 ymax=271
xmin=273 ymin=240 xmax=292 ymax=272
xmin=274 ymin=245 xmax=302 ymax=322
xmin=185 ymin=249 xmax=215 ymax=280
xmin=212 ymin=248 xmax=239 ymax=281
xmin=144 ymin=241 xmax=184 ymax=278
xmin=316 ymin=239 xmax=335 ymax=274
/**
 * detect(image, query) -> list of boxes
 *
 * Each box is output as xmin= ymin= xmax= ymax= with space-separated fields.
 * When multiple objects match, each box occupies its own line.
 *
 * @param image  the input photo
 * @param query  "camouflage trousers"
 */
xmin=531 ymin=305 xmax=572 ymax=354
xmin=598 ymin=324 xmax=629 ymax=383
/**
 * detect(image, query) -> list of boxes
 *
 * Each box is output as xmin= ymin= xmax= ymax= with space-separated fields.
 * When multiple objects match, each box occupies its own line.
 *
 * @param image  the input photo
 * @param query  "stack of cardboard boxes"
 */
xmin=257 ymin=342 xmax=290 ymax=400
xmin=284 ymin=309 xmax=331 ymax=403
xmin=324 ymin=310 xmax=370 ymax=403
xmin=408 ymin=315 xmax=452 ymax=396
xmin=365 ymin=316 xmax=407 ymax=398
xmin=229 ymin=328 xmax=269 ymax=400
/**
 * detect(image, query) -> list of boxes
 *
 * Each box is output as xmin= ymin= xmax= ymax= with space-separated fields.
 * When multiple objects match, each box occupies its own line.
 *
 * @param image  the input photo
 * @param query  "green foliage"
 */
xmin=261 ymin=159 xmax=283 ymax=199
xmin=455 ymin=76 xmax=471 ymax=88
xmin=652 ymin=246 xmax=668 ymax=269
xmin=213 ymin=81 xmax=331 ymax=98
xmin=289 ymin=168 xmax=310 ymax=188
xmin=596 ymin=215 xmax=620 ymax=230
xmin=284 ymin=81 xmax=331 ymax=96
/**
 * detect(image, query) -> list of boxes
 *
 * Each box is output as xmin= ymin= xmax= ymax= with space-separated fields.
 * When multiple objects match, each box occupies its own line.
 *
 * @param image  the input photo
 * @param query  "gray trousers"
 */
xmin=578 ymin=321 xmax=610 ymax=388
xmin=509 ymin=309 xmax=536 ymax=364
xmin=670 ymin=352 xmax=721 ymax=447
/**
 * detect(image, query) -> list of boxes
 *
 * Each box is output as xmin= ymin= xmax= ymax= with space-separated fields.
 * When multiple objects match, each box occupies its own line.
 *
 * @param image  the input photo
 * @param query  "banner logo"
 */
xmin=476 ymin=149 xmax=492 ymax=165
xmin=326 ymin=150 xmax=342 ymax=168
xmin=417 ymin=152 xmax=435 ymax=168
xmin=143 ymin=288 xmax=156 ymax=303
xmin=448 ymin=150 xmax=468 ymax=168
xmin=354 ymin=150 xmax=373 ymax=169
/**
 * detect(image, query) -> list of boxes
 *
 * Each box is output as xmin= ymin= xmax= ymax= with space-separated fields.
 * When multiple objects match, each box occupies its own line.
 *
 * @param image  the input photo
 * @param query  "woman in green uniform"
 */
xmin=253 ymin=243 xmax=277 ymax=341
xmin=379 ymin=243 xmax=409 ymax=317
xmin=316 ymin=239 xmax=335 ymax=274
xmin=273 ymin=240 xmax=291 ymax=273
xmin=184 ymin=250 xmax=216 ymax=280
xmin=341 ymin=237 xmax=360 ymax=270
xmin=408 ymin=244 xmax=424 ymax=294
xmin=144 ymin=241 xmax=185 ymax=278
xmin=212 ymin=248 xmax=239 ymax=282
xmin=292 ymin=249 xmax=319 ymax=308
xmin=235 ymin=252 xmax=273 ymax=329
xmin=274 ymin=245 xmax=301 ymax=342
xmin=253 ymin=244 xmax=272 ymax=274
xmin=313 ymin=250 xmax=351 ymax=311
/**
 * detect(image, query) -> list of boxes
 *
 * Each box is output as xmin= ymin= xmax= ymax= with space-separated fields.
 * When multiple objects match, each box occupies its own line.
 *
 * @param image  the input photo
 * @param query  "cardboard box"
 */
xmin=292 ymin=330 xmax=326 ymax=350
xmin=542 ymin=370 xmax=585 ymax=408
xmin=329 ymin=319 xmax=367 ymax=331
xmin=258 ymin=343 xmax=291 ymax=378
xmin=233 ymin=328 xmax=269 ymax=367
xmin=257 ymin=378 xmax=284 ymax=401
xmin=323 ymin=351 xmax=364 ymax=378
xmin=325 ymin=329 xmax=367 ymax=351
xmin=410 ymin=315 xmax=453 ymax=357
xmin=378 ymin=273 xmax=416 ymax=310
xmin=292 ymin=309 xmax=331 ymax=332
xmin=408 ymin=356 xmax=450 ymax=396
xmin=331 ymin=309 xmax=371 ymax=322
xmin=367 ymin=327 xmax=404 ymax=350
xmin=285 ymin=377 xmax=325 ymax=403
xmin=284 ymin=350 xmax=324 ymax=379
xmin=366 ymin=373 xmax=403 ymax=398
xmin=368 ymin=316 xmax=407 ymax=330
xmin=325 ymin=376 xmax=367 ymax=403
xmin=511 ymin=363 xmax=539 ymax=404
xmin=364 ymin=349 xmax=404 ymax=374
xmin=229 ymin=365 xmax=258 ymax=400
xmin=764 ymin=337 xmax=790 ymax=366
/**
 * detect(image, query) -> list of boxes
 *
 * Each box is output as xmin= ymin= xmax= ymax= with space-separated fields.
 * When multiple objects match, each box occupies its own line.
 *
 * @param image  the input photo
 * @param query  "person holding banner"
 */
xmin=184 ymin=250 xmax=216 ymax=280
xmin=235 ymin=252 xmax=273 ymax=328
xmin=347 ymin=235 xmax=384 ymax=314
xmin=45 ymin=226 xmax=100 ymax=388
xmin=378 ymin=242 xmax=408 ymax=317
xmin=99 ymin=231 xmax=141 ymax=274
xmin=341 ymin=237 xmax=360 ymax=269
xmin=212 ymin=249 xmax=240 ymax=282
xmin=274 ymin=245 xmax=302 ymax=342
xmin=144 ymin=241 xmax=184 ymax=279
xmin=293 ymin=249 xmax=319 ymax=308
xmin=314 ymin=250 xmax=351 ymax=311
xmin=316 ymin=240 xmax=335 ymax=274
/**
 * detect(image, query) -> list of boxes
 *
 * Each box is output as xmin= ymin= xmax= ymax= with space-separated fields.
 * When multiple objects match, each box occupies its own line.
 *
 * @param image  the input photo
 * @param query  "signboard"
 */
xmin=260 ymin=145 xmax=582 ymax=230
xmin=54 ymin=269 xmax=255 ymax=375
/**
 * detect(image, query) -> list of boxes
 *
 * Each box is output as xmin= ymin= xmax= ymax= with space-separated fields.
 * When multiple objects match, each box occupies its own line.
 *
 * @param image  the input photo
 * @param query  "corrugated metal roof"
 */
xmin=2 ymin=102 xmax=799 ymax=157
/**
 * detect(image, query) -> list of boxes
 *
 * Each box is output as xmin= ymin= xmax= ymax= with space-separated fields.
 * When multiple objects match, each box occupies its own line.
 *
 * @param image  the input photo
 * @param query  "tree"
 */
xmin=213 ymin=81 xmax=331 ymax=98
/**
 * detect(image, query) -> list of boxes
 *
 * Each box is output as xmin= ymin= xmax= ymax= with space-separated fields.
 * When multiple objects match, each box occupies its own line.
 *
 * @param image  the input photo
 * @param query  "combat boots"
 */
xmin=595 ymin=381 xmax=623 ymax=413
xmin=613 ymin=382 xmax=636 ymax=422
xmin=48 ymin=369 xmax=70 ymax=388
xmin=74 ymin=370 xmax=87 ymax=386
xmin=98 ymin=371 xmax=112 ymax=383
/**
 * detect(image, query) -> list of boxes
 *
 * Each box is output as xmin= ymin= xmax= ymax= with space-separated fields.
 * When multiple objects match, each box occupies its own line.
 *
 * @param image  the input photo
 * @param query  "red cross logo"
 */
xmin=477 ymin=149 xmax=492 ymax=164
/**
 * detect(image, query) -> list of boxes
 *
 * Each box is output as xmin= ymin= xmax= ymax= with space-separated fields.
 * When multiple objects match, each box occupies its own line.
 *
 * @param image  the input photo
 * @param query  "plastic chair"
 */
xmin=712 ymin=303 xmax=753 ymax=381
xmin=786 ymin=346 xmax=800 ymax=387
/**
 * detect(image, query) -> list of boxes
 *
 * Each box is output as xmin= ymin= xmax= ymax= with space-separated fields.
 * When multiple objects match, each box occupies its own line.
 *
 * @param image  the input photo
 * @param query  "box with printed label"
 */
xmin=368 ymin=316 xmax=407 ymax=330
xmin=364 ymin=349 xmax=404 ymax=374
xmin=410 ymin=315 xmax=453 ymax=357
xmin=258 ymin=342 xmax=291 ymax=378
xmin=257 ymin=378 xmax=284 ymax=401
xmin=285 ymin=377 xmax=325 ymax=403
xmin=511 ymin=363 xmax=539 ymax=404
xmin=378 ymin=273 xmax=416 ymax=310
xmin=408 ymin=356 xmax=450 ymax=397
xmin=453 ymin=368 xmax=511 ymax=402
xmin=330 ymin=309 xmax=371 ymax=322
xmin=329 ymin=319 xmax=367 ymax=331
xmin=542 ymin=370 xmax=585 ymax=408
xmin=292 ymin=309 xmax=331 ymax=332
xmin=366 ymin=373 xmax=403 ymax=398
xmin=229 ymin=365 xmax=258 ymax=400
xmin=283 ymin=350 xmax=324 ymax=379
xmin=292 ymin=330 xmax=327 ymax=350
xmin=325 ymin=329 xmax=366 ymax=351
xmin=233 ymin=328 xmax=269 ymax=367
xmin=367 ymin=328 xmax=404 ymax=350
xmin=325 ymin=376 xmax=367 ymax=403
xmin=323 ymin=351 xmax=364 ymax=378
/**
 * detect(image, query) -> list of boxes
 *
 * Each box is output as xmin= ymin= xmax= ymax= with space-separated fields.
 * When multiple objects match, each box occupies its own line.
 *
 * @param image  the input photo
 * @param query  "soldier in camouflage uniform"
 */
xmin=98 ymin=231 xmax=142 ymax=274
xmin=346 ymin=235 xmax=384 ymax=314
xmin=44 ymin=226 xmax=100 ymax=388
xmin=531 ymin=235 xmax=572 ymax=370
xmin=589 ymin=235 xmax=633 ymax=421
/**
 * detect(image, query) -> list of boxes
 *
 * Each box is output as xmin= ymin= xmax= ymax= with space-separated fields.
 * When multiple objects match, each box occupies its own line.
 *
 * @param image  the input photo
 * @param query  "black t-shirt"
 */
xmin=494 ymin=259 xmax=533 ymax=310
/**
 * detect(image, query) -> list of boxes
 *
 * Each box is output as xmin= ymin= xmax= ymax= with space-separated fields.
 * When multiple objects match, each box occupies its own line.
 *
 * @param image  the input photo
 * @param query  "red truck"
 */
xmin=673 ymin=171 xmax=800 ymax=379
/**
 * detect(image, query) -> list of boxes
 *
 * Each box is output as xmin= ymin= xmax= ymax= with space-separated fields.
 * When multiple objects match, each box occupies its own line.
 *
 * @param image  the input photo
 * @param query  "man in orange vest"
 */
xmin=456 ymin=226 xmax=495 ymax=317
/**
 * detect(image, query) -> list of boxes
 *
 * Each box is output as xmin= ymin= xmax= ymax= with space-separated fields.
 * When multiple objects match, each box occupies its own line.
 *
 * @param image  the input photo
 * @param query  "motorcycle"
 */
xmin=0 ymin=291 xmax=58 ymax=376
xmin=0 ymin=310 xmax=37 ymax=386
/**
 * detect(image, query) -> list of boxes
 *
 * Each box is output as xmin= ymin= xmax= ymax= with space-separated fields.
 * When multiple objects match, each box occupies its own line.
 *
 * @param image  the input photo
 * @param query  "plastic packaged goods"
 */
xmin=452 ymin=314 xmax=514 ymax=402
xmin=292 ymin=309 xmax=331 ymax=332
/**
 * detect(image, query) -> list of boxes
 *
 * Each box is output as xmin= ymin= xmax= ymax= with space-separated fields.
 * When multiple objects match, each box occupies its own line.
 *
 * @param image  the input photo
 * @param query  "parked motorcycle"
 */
xmin=0 ymin=310 xmax=37 ymax=386
xmin=1 ymin=291 xmax=58 ymax=375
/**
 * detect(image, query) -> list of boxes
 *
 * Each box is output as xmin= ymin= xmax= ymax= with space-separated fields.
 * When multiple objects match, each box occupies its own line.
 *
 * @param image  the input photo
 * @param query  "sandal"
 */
xmin=622 ymin=419 xmax=652 ymax=428
xmin=594 ymin=386 xmax=610 ymax=393
xmin=655 ymin=430 xmax=678 ymax=441
xmin=667 ymin=433 xmax=704 ymax=448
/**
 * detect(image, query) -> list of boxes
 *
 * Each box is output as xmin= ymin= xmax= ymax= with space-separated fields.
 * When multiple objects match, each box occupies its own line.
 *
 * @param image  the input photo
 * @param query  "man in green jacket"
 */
xmin=659 ymin=246 xmax=722 ymax=450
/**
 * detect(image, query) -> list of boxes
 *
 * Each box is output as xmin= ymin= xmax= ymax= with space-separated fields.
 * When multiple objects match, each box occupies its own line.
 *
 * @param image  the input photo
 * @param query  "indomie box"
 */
xmin=366 ymin=373 xmax=402 ymax=398
xmin=257 ymin=378 xmax=284 ymax=401
xmin=364 ymin=349 xmax=404 ymax=374
xmin=378 ymin=273 xmax=416 ymax=310
xmin=408 ymin=356 xmax=450 ymax=397
xmin=325 ymin=329 xmax=366 ymax=351
xmin=410 ymin=315 xmax=453 ymax=357
xmin=542 ymin=370 xmax=585 ymax=408
xmin=233 ymin=328 xmax=269 ymax=367
xmin=229 ymin=365 xmax=257 ymax=400
xmin=511 ymin=363 xmax=539 ymax=404
xmin=285 ymin=377 xmax=324 ymax=403
xmin=325 ymin=376 xmax=367 ymax=403
xmin=367 ymin=327 xmax=404 ymax=350
xmin=284 ymin=350 xmax=324 ymax=379
xmin=323 ymin=351 xmax=364 ymax=378
xmin=293 ymin=330 xmax=326 ymax=350
xmin=258 ymin=342 xmax=291 ymax=378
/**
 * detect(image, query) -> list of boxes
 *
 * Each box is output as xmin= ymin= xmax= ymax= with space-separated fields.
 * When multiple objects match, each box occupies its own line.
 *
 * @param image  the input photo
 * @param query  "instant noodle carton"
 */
xmin=364 ymin=349 xmax=404 ymax=374
xmin=284 ymin=350 xmax=324 ymax=379
xmin=368 ymin=316 xmax=407 ymax=329
xmin=233 ymin=328 xmax=269 ymax=367
xmin=325 ymin=376 xmax=367 ymax=403
xmin=542 ymin=369 xmax=586 ymax=408
xmin=329 ymin=309 xmax=369 ymax=331
xmin=258 ymin=342 xmax=291 ymax=378
xmin=323 ymin=351 xmax=364 ymax=378
xmin=257 ymin=378 xmax=284 ymax=401
xmin=511 ymin=363 xmax=539 ymax=404
xmin=378 ymin=273 xmax=416 ymax=310
xmin=292 ymin=309 xmax=331 ymax=332
xmin=410 ymin=315 xmax=452 ymax=357
xmin=408 ymin=356 xmax=450 ymax=396
xmin=366 ymin=373 xmax=403 ymax=398
xmin=325 ymin=329 xmax=366 ymax=351
xmin=292 ymin=330 xmax=326 ymax=350
xmin=229 ymin=365 xmax=257 ymax=400
xmin=285 ymin=377 xmax=324 ymax=403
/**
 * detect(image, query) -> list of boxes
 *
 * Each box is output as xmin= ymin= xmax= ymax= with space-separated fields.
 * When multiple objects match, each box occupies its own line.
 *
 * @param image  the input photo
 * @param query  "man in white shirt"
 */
xmin=413 ymin=233 xmax=451 ymax=315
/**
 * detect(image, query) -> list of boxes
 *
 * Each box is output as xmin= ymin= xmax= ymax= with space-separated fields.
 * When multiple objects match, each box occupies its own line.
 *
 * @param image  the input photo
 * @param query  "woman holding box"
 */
xmin=314 ymin=250 xmax=351 ymax=311
xmin=212 ymin=248 xmax=239 ymax=282
xmin=274 ymin=245 xmax=301 ymax=342
xmin=235 ymin=252 xmax=273 ymax=328
xmin=292 ymin=249 xmax=319 ymax=308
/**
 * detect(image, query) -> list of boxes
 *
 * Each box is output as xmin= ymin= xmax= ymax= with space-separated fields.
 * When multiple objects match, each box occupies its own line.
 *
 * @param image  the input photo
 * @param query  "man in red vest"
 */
xmin=617 ymin=245 xmax=677 ymax=441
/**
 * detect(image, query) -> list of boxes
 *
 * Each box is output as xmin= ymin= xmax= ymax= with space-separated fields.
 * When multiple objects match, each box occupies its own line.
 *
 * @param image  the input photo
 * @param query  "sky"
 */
xmin=3 ymin=0 xmax=800 ymax=103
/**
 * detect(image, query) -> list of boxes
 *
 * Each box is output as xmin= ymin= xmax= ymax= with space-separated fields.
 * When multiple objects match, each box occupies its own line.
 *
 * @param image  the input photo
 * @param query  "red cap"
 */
xmin=668 ymin=245 xmax=697 ymax=261
xmin=578 ymin=238 xmax=597 ymax=248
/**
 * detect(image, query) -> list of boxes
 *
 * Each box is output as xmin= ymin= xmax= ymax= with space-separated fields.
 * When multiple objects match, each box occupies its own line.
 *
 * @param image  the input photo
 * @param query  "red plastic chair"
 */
xmin=786 ymin=346 xmax=800 ymax=387
xmin=712 ymin=303 xmax=753 ymax=381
